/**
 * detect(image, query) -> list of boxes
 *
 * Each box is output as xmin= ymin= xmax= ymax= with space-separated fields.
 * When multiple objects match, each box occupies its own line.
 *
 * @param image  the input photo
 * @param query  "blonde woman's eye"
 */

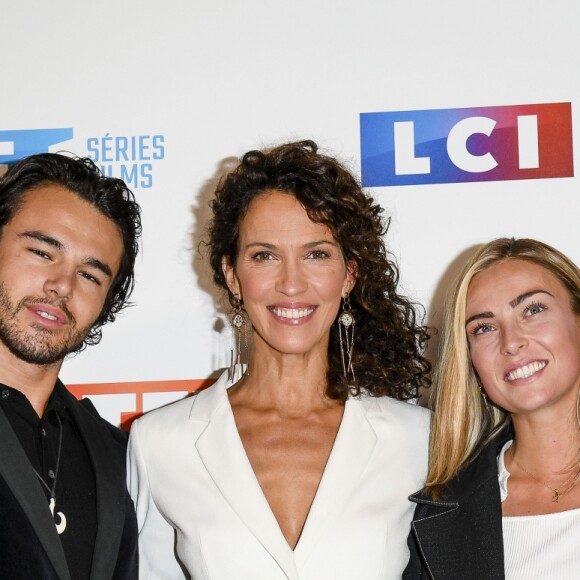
xmin=472 ymin=323 xmax=494 ymax=335
xmin=524 ymin=301 xmax=546 ymax=316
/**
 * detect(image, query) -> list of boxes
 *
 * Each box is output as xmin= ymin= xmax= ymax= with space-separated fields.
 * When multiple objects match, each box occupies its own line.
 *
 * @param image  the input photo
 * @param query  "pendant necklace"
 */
xmin=32 ymin=413 xmax=67 ymax=534
xmin=510 ymin=444 xmax=579 ymax=503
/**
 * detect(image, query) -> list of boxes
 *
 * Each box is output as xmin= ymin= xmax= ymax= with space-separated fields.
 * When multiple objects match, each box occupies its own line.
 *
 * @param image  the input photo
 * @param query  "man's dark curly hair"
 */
xmin=0 ymin=153 xmax=142 ymax=350
xmin=208 ymin=140 xmax=430 ymax=401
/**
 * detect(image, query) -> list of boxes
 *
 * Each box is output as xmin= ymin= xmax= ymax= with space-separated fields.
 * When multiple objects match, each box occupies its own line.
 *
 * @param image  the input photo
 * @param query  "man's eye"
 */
xmin=80 ymin=272 xmax=101 ymax=286
xmin=30 ymin=248 xmax=51 ymax=259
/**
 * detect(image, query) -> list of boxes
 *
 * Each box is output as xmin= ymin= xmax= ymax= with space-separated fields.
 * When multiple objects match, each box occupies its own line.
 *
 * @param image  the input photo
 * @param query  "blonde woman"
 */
xmin=404 ymin=238 xmax=580 ymax=579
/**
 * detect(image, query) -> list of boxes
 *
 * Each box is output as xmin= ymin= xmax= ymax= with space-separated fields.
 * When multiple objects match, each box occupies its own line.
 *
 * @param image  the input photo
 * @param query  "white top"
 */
xmin=498 ymin=441 xmax=580 ymax=579
xmin=128 ymin=371 xmax=431 ymax=580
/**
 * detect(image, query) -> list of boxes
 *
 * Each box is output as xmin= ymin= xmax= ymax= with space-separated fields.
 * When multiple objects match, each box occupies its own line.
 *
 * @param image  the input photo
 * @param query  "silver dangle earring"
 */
xmin=338 ymin=293 xmax=356 ymax=383
xmin=229 ymin=294 xmax=248 ymax=383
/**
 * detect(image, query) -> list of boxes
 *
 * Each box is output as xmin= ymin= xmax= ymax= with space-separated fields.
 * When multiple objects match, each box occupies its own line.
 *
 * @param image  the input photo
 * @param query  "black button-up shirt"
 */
xmin=0 ymin=382 xmax=97 ymax=580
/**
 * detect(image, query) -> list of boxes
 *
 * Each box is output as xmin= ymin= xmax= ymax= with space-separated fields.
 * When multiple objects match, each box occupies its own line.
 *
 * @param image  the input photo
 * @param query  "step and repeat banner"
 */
xmin=2 ymin=1 xmax=578 ymax=428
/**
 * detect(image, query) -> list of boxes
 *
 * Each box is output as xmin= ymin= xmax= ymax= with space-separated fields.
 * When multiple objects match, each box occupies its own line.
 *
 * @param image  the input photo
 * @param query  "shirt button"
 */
xmin=1 ymin=389 xmax=9 ymax=399
xmin=48 ymin=470 xmax=55 ymax=479
xmin=41 ymin=428 xmax=47 ymax=437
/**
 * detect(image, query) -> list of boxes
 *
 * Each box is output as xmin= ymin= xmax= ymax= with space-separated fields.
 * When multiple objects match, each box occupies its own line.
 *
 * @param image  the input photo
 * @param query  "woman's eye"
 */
xmin=251 ymin=251 xmax=274 ymax=261
xmin=472 ymin=323 xmax=494 ymax=335
xmin=524 ymin=301 xmax=546 ymax=317
xmin=308 ymin=250 xmax=330 ymax=260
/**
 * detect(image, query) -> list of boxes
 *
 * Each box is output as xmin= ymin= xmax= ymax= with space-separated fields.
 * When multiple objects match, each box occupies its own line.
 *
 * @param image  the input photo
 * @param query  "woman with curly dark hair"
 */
xmin=129 ymin=140 xmax=431 ymax=579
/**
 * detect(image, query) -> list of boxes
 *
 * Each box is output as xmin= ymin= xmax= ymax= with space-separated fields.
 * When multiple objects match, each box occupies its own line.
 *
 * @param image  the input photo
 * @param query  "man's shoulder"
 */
xmin=58 ymin=381 xmax=128 ymax=445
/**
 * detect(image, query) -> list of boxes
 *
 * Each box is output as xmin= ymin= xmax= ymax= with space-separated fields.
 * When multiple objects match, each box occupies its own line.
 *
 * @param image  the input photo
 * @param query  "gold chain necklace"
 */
xmin=509 ymin=444 xmax=580 ymax=503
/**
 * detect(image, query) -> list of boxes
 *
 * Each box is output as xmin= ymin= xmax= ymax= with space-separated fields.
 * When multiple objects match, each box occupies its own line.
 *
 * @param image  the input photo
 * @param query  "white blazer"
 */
xmin=128 ymin=372 xmax=430 ymax=579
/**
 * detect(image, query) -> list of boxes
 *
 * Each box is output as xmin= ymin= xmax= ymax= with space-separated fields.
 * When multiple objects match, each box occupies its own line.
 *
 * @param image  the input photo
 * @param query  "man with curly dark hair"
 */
xmin=0 ymin=153 xmax=141 ymax=579
xmin=130 ymin=140 xmax=431 ymax=579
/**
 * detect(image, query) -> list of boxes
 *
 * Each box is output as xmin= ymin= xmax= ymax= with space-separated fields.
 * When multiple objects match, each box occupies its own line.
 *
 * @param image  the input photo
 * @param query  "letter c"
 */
xmin=447 ymin=116 xmax=498 ymax=173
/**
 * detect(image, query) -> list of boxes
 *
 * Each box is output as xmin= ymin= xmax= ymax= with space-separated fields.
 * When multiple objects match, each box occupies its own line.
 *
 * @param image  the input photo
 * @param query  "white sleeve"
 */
xmin=127 ymin=420 xmax=188 ymax=580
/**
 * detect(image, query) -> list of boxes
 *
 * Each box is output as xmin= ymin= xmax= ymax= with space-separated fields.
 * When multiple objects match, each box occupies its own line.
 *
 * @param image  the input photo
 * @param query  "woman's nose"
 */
xmin=275 ymin=260 xmax=307 ymax=296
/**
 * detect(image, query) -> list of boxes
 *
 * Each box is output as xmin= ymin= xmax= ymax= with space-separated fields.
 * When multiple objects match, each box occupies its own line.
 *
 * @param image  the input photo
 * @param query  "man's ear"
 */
xmin=222 ymin=256 xmax=240 ymax=297
xmin=343 ymin=260 xmax=358 ymax=295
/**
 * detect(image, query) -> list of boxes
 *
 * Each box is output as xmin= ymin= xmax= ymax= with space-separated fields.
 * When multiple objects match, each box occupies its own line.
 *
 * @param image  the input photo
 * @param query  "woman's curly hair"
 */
xmin=208 ymin=140 xmax=430 ymax=401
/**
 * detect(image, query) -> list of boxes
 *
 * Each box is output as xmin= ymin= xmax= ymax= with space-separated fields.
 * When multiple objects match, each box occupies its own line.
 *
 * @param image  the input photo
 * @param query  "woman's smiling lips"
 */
xmin=504 ymin=359 xmax=548 ymax=382
xmin=268 ymin=303 xmax=317 ymax=325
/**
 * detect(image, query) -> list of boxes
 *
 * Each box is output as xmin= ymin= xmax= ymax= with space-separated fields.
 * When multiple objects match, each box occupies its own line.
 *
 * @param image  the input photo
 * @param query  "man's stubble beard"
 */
xmin=0 ymin=283 xmax=94 ymax=366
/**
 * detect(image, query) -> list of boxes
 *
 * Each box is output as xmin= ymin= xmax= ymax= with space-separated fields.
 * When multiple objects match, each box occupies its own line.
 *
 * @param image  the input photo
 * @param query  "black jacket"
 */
xmin=403 ymin=428 xmax=512 ymax=580
xmin=0 ymin=380 xmax=138 ymax=580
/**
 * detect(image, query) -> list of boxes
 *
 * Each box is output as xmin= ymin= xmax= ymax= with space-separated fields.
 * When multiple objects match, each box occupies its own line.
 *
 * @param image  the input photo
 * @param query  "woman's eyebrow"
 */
xmin=509 ymin=289 xmax=553 ymax=308
xmin=466 ymin=289 xmax=556 ymax=327
xmin=465 ymin=311 xmax=493 ymax=326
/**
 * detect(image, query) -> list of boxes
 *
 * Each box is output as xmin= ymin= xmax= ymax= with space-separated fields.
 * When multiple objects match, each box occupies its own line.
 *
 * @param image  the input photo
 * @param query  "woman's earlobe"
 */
xmin=222 ymin=256 xmax=240 ymax=296
xmin=346 ymin=260 xmax=358 ymax=293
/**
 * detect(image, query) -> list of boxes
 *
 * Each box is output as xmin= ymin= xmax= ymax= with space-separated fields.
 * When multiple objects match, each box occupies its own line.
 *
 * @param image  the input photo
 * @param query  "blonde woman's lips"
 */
xmin=504 ymin=360 xmax=547 ymax=382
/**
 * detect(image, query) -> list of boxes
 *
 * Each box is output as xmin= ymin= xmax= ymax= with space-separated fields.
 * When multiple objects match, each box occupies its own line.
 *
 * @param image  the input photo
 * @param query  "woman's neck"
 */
xmin=510 ymin=407 xmax=580 ymax=474
xmin=229 ymin=339 xmax=339 ymax=413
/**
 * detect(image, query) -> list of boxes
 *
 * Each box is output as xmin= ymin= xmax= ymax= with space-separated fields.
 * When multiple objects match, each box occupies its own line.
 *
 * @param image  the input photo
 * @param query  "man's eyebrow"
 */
xmin=509 ymin=290 xmax=553 ymax=308
xmin=83 ymin=258 xmax=113 ymax=279
xmin=20 ymin=230 xmax=113 ymax=278
xmin=19 ymin=230 xmax=63 ymax=250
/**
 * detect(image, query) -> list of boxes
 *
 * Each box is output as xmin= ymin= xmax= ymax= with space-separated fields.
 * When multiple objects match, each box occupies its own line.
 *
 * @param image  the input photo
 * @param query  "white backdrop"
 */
xmin=1 ymin=1 xmax=578 ymax=427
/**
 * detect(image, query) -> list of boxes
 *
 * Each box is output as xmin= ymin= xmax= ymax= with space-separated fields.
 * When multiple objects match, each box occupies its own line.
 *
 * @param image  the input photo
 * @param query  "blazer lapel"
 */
xmin=408 ymin=495 xmax=460 ymax=580
xmin=294 ymin=396 xmax=377 ymax=567
xmin=0 ymin=406 xmax=71 ymax=580
xmin=409 ymin=433 xmax=508 ymax=580
xmin=194 ymin=375 xmax=298 ymax=579
xmin=62 ymin=386 xmax=125 ymax=580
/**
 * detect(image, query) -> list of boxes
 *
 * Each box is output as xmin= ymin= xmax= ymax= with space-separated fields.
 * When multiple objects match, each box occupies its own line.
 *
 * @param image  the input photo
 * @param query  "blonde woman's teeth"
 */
xmin=506 ymin=361 xmax=546 ymax=381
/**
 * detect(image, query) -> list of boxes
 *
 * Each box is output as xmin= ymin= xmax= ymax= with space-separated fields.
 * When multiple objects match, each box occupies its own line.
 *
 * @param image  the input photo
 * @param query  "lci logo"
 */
xmin=360 ymin=103 xmax=574 ymax=187
xmin=0 ymin=128 xmax=73 ymax=172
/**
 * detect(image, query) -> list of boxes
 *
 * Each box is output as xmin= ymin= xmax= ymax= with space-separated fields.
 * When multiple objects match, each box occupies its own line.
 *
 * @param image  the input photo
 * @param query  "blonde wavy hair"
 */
xmin=426 ymin=238 xmax=580 ymax=497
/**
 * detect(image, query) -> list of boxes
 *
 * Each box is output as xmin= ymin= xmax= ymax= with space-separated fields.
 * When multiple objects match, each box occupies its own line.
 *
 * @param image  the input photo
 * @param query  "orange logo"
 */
xmin=69 ymin=378 xmax=215 ymax=431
